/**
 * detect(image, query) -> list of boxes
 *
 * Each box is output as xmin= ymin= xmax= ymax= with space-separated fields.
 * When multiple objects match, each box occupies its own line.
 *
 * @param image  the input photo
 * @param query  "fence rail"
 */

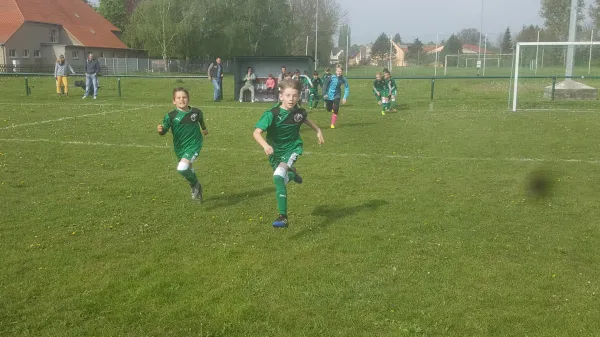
xmin=0 ymin=58 xmax=231 ymax=75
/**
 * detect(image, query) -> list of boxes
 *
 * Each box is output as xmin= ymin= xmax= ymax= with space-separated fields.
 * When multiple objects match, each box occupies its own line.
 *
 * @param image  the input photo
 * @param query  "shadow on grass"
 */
xmin=203 ymin=187 xmax=272 ymax=210
xmin=289 ymin=199 xmax=388 ymax=239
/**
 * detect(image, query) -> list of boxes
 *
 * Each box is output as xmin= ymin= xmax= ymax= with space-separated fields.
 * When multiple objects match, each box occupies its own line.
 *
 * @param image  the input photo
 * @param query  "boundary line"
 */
xmin=1 ymin=137 xmax=600 ymax=165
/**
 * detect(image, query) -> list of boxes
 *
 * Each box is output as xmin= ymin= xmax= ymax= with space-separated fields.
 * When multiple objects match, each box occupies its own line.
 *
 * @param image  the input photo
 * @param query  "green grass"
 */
xmin=1 ymin=76 xmax=600 ymax=336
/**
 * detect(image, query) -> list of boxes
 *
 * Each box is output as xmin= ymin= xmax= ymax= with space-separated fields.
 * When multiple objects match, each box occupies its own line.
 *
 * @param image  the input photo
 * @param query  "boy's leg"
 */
xmin=250 ymin=85 xmax=255 ymax=102
xmin=390 ymin=91 xmax=397 ymax=110
xmin=381 ymin=95 xmax=389 ymax=114
xmin=271 ymin=152 xmax=300 ymax=227
xmin=177 ymin=151 xmax=202 ymax=200
xmin=330 ymin=98 xmax=340 ymax=127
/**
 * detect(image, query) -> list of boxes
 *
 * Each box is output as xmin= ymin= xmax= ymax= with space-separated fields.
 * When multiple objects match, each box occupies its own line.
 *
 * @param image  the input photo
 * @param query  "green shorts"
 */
xmin=269 ymin=148 xmax=302 ymax=170
xmin=176 ymin=146 xmax=201 ymax=162
xmin=390 ymin=89 xmax=397 ymax=97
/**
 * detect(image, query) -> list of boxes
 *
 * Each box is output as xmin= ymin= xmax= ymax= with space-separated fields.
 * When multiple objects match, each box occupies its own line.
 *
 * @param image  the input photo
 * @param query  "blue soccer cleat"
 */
xmin=272 ymin=215 xmax=288 ymax=228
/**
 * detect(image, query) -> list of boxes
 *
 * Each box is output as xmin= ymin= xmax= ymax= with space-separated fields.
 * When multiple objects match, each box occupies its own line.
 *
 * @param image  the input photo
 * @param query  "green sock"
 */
xmin=390 ymin=100 xmax=397 ymax=109
xmin=273 ymin=175 xmax=287 ymax=215
xmin=178 ymin=168 xmax=198 ymax=186
xmin=287 ymin=171 xmax=296 ymax=182
xmin=382 ymin=102 xmax=389 ymax=111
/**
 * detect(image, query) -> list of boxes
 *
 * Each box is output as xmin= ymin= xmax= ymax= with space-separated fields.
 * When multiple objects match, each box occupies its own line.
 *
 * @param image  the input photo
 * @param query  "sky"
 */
xmin=339 ymin=0 xmax=555 ymax=45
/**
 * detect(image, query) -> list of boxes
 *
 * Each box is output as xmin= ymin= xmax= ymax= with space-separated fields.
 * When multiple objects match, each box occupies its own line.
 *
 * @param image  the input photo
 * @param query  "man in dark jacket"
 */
xmin=207 ymin=58 xmax=224 ymax=101
xmin=83 ymin=53 xmax=100 ymax=99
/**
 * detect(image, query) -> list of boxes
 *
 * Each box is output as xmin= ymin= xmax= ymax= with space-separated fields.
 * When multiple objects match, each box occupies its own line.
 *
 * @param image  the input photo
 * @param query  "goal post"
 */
xmin=511 ymin=41 xmax=600 ymax=111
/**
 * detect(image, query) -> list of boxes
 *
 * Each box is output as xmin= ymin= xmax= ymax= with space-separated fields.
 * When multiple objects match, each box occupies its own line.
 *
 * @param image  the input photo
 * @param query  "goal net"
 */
xmin=511 ymin=41 xmax=600 ymax=111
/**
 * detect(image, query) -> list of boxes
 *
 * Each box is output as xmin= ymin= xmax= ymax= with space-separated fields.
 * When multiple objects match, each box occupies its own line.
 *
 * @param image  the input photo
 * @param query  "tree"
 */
xmin=540 ymin=0 xmax=585 ymax=40
xmin=457 ymin=28 xmax=481 ymax=45
xmin=589 ymin=0 xmax=600 ymax=30
xmin=338 ymin=24 xmax=350 ymax=48
xmin=370 ymin=33 xmax=389 ymax=61
xmin=99 ymin=0 xmax=127 ymax=31
xmin=407 ymin=38 xmax=423 ymax=63
xmin=501 ymin=27 xmax=513 ymax=52
xmin=392 ymin=33 xmax=402 ymax=44
xmin=441 ymin=34 xmax=462 ymax=65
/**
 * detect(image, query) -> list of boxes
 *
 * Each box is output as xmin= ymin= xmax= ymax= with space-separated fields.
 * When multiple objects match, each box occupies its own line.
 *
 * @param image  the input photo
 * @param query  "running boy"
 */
xmin=322 ymin=65 xmax=349 ymax=129
xmin=383 ymin=70 xmax=398 ymax=112
xmin=309 ymin=70 xmax=323 ymax=109
xmin=253 ymin=79 xmax=324 ymax=228
xmin=157 ymin=87 xmax=208 ymax=201
xmin=373 ymin=72 xmax=387 ymax=115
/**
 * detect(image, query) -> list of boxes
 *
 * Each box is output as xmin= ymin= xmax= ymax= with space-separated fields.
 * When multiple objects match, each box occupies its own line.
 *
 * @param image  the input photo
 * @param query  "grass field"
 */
xmin=1 ymin=75 xmax=600 ymax=336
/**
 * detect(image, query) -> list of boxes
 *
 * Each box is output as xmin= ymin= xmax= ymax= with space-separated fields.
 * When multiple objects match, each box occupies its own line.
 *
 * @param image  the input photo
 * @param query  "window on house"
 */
xmin=99 ymin=52 xmax=104 ymax=58
xmin=49 ymin=29 xmax=57 ymax=43
xmin=34 ymin=50 xmax=41 ymax=58
xmin=9 ymin=49 xmax=17 ymax=58
xmin=22 ymin=49 xmax=30 ymax=58
xmin=72 ymin=51 xmax=79 ymax=59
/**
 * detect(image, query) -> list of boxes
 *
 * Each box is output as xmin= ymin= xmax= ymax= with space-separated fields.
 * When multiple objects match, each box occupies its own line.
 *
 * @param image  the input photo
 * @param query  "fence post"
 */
xmin=551 ymin=76 xmax=556 ymax=101
xmin=25 ymin=77 xmax=29 ymax=96
xmin=430 ymin=78 xmax=435 ymax=100
xmin=117 ymin=78 xmax=121 ymax=97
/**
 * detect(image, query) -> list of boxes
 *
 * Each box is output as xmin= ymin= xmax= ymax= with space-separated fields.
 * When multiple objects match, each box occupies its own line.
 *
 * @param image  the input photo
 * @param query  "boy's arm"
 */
xmin=68 ymin=64 xmax=75 ymax=75
xmin=157 ymin=114 xmax=170 ymax=135
xmin=199 ymin=112 xmax=208 ymax=135
xmin=54 ymin=63 xmax=58 ymax=78
xmin=342 ymin=79 xmax=350 ymax=101
xmin=303 ymin=119 xmax=324 ymax=144
xmin=253 ymin=128 xmax=273 ymax=155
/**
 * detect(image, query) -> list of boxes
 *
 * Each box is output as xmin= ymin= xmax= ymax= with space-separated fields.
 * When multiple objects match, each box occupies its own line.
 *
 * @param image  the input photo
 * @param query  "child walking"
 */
xmin=383 ymin=70 xmax=398 ymax=112
xmin=309 ymin=70 xmax=323 ymax=109
xmin=322 ymin=65 xmax=349 ymax=129
xmin=253 ymin=79 xmax=324 ymax=228
xmin=373 ymin=72 xmax=388 ymax=115
xmin=157 ymin=87 xmax=208 ymax=201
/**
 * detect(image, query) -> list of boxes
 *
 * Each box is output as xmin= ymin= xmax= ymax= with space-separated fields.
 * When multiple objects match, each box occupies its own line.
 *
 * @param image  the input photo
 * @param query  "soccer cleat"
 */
xmin=82 ymin=95 xmax=87 ymax=99
xmin=381 ymin=111 xmax=386 ymax=115
xmin=272 ymin=215 xmax=288 ymax=228
xmin=93 ymin=96 xmax=97 ymax=99
xmin=191 ymin=182 xmax=203 ymax=202
xmin=330 ymin=124 xmax=335 ymax=129
xmin=290 ymin=167 xmax=302 ymax=184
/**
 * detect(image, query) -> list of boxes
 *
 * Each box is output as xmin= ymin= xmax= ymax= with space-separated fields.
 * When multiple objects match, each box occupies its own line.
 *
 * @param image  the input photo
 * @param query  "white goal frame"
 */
xmin=511 ymin=41 xmax=600 ymax=111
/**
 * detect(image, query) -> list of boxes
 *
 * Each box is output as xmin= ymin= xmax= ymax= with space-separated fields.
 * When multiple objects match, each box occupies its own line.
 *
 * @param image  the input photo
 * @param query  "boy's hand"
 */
xmin=157 ymin=124 xmax=164 ymax=133
xmin=341 ymin=99 xmax=347 ymax=104
xmin=202 ymin=129 xmax=208 ymax=136
xmin=263 ymin=145 xmax=274 ymax=155
xmin=316 ymin=130 xmax=324 ymax=144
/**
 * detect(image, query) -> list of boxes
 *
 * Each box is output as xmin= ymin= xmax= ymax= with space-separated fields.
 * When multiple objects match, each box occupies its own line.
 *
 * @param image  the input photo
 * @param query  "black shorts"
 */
xmin=326 ymin=98 xmax=340 ymax=114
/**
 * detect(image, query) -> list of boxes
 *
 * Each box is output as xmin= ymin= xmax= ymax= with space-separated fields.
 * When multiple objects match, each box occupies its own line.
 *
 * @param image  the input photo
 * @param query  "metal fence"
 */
xmin=97 ymin=58 xmax=232 ymax=75
xmin=0 ymin=58 xmax=231 ymax=75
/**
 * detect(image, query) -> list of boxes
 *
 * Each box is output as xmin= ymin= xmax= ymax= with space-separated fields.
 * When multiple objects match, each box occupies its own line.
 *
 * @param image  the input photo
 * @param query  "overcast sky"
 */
xmin=338 ymin=0 xmax=581 ymax=45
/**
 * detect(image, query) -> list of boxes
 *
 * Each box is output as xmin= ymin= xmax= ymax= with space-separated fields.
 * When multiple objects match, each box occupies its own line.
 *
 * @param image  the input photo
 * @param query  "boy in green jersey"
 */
xmin=253 ymin=79 xmax=324 ymax=228
xmin=157 ymin=87 xmax=208 ymax=201
xmin=309 ymin=70 xmax=323 ymax=109
xmin=383 ymin=70 xmax=398 ymax=112
xmin=372 ymin=71 xmax=387 ymax=115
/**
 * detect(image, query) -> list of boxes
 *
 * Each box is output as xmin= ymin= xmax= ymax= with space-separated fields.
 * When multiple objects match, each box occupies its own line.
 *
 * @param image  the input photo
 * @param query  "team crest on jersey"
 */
xmin=293 ymin=113 xmax=304 ymax=123
xmin=190 ymin=113 xmax=197 ymax=122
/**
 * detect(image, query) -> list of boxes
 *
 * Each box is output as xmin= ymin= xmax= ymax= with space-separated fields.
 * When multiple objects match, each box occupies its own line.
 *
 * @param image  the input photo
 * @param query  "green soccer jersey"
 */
xmin=386 ymin=78 xmax=397 ymax=93
xmin=373 ymin=79 xmax=386 ymax=93
xmin=311 ymin=77 xmax=322 ymax=93
xmin=160 ymin=107 xmax=207 ymax=158
xmin=255 ymin=104 xmax=307 ymax=155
